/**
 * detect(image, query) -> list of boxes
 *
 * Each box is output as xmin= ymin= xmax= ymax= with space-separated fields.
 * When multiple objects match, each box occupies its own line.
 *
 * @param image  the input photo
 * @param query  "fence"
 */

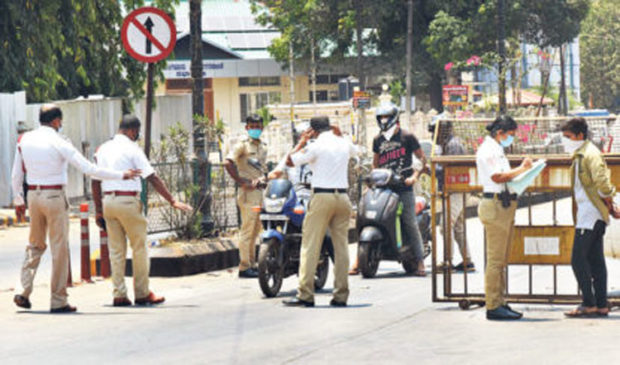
xmin=146 ymin=160 xmax=365 ymax=236
xmin=0 ymin=93 xmax=193 ymax=207
xmin=146 ymin=162 xmax=240 ymax=235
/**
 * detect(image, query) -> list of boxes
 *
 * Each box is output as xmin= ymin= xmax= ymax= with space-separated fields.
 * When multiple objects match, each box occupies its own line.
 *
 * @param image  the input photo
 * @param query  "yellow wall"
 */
xmin=168 ymin=75 xmax=341 ymax=133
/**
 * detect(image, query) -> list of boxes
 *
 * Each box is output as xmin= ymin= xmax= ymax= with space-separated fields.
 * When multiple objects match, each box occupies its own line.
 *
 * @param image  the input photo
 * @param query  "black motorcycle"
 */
xmin=356 ymin=168 xmax=432 ymax=278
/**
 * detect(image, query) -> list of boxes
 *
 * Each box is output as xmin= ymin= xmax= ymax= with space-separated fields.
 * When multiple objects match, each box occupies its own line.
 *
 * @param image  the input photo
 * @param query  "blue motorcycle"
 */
xmin=257 ymin=179 xmax=331 ymax=297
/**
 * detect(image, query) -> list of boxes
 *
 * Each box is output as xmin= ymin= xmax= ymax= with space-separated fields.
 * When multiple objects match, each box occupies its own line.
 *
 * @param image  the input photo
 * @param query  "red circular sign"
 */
xmin=121 ymin=7 xmax=176 ymax=63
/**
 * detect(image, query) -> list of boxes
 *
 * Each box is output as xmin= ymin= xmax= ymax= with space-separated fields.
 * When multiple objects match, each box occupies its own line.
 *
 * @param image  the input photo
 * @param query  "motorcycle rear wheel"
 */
xmin=358 ymin=242 xmax=380 ymax=278
xmin=258 ymin=238 xmax=284 ymax=297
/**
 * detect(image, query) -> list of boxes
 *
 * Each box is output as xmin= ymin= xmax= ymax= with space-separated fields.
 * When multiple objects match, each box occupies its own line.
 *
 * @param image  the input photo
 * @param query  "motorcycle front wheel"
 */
xmin=358 ymin=242 xmax=380 ymax=278
xmin=258 ymin=238 xmax=284 ymax=297
xmin=314 ymin=256 xmax=329 ymax=290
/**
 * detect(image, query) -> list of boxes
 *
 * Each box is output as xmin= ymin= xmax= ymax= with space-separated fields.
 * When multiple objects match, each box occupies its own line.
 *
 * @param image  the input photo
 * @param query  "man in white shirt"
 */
xmin=283 ymin=116 xmax=357 ymax=307
xmin=92 ymin=115 xmax=192 ymax=307
xmin=11 ymin=104 xmax=140 ymax=313
xmin=561 ymin=118 xmax=617 ymax=318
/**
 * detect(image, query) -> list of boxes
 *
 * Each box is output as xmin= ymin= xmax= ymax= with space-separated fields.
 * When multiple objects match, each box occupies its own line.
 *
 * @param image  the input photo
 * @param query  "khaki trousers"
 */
xmin=18 ymin=188 xmax=70 ymax=309
xmin=103 ymin=195 xmax=150 ymax=299
xmin=298 ymin=193 xmax=351 ymax=303
xmin=447 ymin=193 xmax=470 ymax=261
xmin=237 ymin=189 xmax=262 ymax=271
xmin=478 ymin=198 xmax=517 ymax=310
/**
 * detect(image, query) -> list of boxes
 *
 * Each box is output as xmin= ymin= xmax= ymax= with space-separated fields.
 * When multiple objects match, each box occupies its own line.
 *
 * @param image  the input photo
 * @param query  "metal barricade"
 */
xmin=430 ymin=116 xmax=620 ymax=309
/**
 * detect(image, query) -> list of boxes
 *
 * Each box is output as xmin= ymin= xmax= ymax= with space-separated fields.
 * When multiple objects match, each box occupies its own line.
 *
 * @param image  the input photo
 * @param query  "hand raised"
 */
xmin=172 ymin=201 xmax=193 ymax=212
xmin=404 ymin=176 xmax=417 ymax=186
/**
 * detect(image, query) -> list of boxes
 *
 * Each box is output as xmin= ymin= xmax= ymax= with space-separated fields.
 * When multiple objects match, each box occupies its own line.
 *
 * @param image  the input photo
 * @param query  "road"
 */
xmin=2 ymin=200 xmax=620 ymax=364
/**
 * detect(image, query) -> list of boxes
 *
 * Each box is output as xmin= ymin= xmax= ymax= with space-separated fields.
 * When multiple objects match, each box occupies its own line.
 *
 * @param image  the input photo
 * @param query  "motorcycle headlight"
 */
xmin=264 ymin=197 xmax=287 ymax=213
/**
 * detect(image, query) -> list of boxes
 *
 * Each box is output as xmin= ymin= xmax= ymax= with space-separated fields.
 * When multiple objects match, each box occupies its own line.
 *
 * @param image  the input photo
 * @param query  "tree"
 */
xmin=580 ymin=0 xmax=619 ymax=111
xmin=0 ymin=0 xmax=178 ymax=103
xmin=424 ymin=0 xmax=589 ymax=112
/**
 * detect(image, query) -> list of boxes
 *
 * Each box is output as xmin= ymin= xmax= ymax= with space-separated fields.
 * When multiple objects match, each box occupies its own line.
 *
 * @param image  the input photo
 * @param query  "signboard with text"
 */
xmin=442 ymin=85 xmax=469 ymax=107
xmin=353 ymin=90 xmax=371 ymax=109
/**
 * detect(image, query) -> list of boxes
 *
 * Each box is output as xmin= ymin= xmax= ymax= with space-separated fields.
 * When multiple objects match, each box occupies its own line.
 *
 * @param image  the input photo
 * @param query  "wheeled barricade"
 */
xmin=429 ymin=116 xmax=620 ymax=309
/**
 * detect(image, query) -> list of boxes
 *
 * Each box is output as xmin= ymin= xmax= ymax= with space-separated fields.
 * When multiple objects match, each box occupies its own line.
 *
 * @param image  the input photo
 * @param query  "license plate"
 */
xmin=260 ymin=214 xmax=289 ymax=221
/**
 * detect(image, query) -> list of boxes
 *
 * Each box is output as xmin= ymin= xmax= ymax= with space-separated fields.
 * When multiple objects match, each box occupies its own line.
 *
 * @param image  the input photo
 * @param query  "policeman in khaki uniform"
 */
xmin=283 ymin=116 xmax=357 ymax=307
xmin=92 ymin=115 xmax=192 ymax=307
xmin=224 ymin=114 xmax=268 ymax=278
xmin=476 ymin=115 xmax=532 ymax=320
xmin=11 ymin=104 xmax=140 ymax=313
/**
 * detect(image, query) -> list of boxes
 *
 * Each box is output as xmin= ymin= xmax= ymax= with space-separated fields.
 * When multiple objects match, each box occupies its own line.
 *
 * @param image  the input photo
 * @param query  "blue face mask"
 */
xmin=500 ymin=134 xmax=514 ymax=147
xmin=248 ymin=129 xmax=262 ymax=139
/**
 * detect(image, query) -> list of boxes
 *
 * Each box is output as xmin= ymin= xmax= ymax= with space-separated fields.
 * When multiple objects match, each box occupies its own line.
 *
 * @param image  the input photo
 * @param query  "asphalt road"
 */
xmin=2 ymin=201 xmax=620 ymax=364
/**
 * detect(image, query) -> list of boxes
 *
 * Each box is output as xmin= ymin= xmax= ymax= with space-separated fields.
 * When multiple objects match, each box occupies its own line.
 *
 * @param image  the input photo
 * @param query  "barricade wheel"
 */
xmin=458 ymin=300 xmax=471 ymax=310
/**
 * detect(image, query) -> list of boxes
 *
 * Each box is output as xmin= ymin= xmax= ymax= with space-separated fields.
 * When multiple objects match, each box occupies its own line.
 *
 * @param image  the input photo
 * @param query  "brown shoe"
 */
xmin=14 ymin=295 xmax=31 ymax=309
xmin=135 ymin=292 xmax=165 ymax=305
xmin=50 ymin=305 xmax=77 ymax=313
xmin=113 ymin=297 xmax=133 ymax=307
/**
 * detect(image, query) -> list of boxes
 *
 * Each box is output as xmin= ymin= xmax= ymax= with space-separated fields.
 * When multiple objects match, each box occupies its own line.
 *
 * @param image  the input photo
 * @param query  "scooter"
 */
xmin=356 ymin=168 xmax=432 ymax=278
xmin=256 ymin=178 xmax=331 ymax=297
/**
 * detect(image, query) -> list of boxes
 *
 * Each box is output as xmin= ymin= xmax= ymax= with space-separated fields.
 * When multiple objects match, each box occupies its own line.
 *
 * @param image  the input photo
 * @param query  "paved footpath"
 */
xmin=2 ymin=204 xmax=620 ymax=364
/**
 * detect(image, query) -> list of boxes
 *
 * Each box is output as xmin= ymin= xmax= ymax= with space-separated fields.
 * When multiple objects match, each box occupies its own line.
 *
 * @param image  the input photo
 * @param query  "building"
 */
xmin=160 ymin=0 xmax=349 ymax=131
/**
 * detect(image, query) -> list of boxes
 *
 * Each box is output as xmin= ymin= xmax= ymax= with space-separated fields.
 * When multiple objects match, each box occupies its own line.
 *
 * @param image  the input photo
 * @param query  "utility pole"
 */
xmin=288 ymin=39 xmax=295 ymax=125
xmin=190 ymin=0 xmax=212 ymax=234
xmin=558 ymin=44 xmax=568 ymax=115
xmin=311 ymin=34 xmax=317 ymax=112
xmin=497 ymin=0 xmax=507 ymax=114
xmin=405 ymin=0 xmax=413 ymax=125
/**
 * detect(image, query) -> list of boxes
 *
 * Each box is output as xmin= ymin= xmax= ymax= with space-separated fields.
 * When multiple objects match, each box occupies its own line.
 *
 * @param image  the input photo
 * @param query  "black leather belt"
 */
xmin=313 ymin=188 xmax=347 ymax=194
xmin=483 ymin=192 xmax=517 ymax=200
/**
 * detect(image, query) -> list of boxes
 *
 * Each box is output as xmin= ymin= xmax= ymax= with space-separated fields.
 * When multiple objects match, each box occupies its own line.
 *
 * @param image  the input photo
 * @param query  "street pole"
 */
xmin=190 ymin=0 xmax=212 ymax=235
xmin=311 ymin=34 xmax=317 ymax=112
xmin=497 ymin=0 xmax=507 ymax=115
xmin=289 ymin=40 xmax=295 ymax=127
xmin=405 ymin=0 xmax=413 ymax=125
xmin=145 ymin=62 xmax=154 ymax=158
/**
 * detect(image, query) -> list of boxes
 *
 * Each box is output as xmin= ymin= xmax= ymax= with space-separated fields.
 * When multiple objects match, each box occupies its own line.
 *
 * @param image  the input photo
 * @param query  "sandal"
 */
xmin=413 ymin=269 xmax=427 ymax=277
xmin=597 ymin=307 xmax=610 ymax=317
xmin=564 ymin=306 xmax=598 ymax=318
xmin=348 ymin=268 xmax=360 ymax=276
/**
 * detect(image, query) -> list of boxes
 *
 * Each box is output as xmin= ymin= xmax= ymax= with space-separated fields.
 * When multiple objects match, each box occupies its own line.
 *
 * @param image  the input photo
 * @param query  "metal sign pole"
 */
xmin=145 ymin=62 xmax=154 ymax=159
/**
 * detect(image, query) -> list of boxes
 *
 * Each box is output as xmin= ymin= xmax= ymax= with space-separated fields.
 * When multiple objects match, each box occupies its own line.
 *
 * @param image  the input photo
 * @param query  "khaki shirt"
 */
xmin=570 ymin=140 xmax=616 ymax=224
xmin=226 ymin=137 xmax=267 ymax=181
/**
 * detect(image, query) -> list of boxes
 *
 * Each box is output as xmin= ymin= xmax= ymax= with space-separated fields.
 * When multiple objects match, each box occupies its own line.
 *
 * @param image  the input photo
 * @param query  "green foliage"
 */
xmin=152 ymin=122 xmax=207 ymax=240
xmin=0 ymin=0 xmax=178 ymax=103
xmin=580 ymin=0 xmax=619 ymax=111
xmin=389 ymin=80 xmax=404 ymax=103
xmin=256 ymin=106 xmax=273 ymax=127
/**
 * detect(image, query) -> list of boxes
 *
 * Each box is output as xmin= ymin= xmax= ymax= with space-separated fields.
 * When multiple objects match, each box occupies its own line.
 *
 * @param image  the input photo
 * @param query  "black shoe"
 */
xmin=329 ymin=299 xmax=347 ymax=307
xmin=50 ymin=304 xmax=77 ymax=313
xmin=486 ymin=306 xmax=523 ymax=320
xmin=502 ymin=304 xmax=522 ymax=317
xmin=14 ymin=295 xmax=31 ymax=309
xmin=282 ymin=297 xmax=315 ymax=307
xmin=454 ymin=262 xmax=475 ymax=272
xmin=238 ymin=268 xmax=259 ymax=278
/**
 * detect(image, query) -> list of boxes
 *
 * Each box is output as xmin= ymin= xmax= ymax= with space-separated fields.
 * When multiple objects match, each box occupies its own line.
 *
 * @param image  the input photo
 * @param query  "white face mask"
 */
xmin=382 ymin=124 xmax=398 ymax=140
xmin=561 ymin=137 xmax=584 ymax=154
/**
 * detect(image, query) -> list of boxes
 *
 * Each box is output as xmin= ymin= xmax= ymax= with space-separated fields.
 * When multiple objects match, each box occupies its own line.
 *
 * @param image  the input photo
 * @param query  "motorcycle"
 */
xmin=256 ymin=178 xmax=331 ymax=297
xmin=356 ymin=168 xmax=432 ymax=278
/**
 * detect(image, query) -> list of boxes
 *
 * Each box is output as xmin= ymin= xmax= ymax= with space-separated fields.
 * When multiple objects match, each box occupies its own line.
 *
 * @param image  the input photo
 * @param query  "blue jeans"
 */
xmin=398 ymin=190 xmax=424 ymax=261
